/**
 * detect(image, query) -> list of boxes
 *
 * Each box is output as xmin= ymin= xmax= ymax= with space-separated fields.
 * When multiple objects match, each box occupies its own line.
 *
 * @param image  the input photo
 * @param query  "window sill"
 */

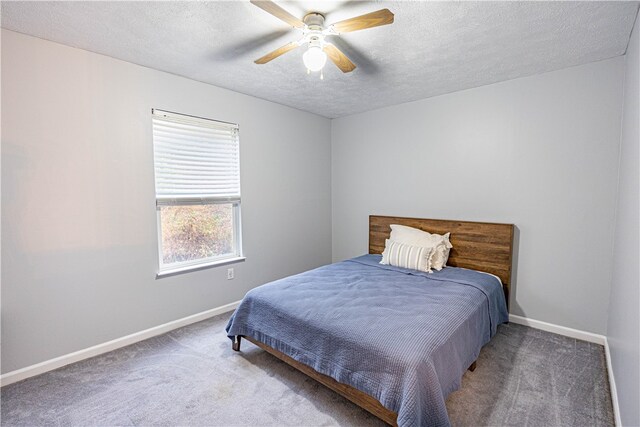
xmin=156 ymin=256 xmax=246 ymax=279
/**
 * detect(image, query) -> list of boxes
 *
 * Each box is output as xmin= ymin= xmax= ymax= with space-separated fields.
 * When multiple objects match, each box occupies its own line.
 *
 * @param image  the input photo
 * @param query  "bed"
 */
xmin=226 ymin=216 xmax=514 ymax=427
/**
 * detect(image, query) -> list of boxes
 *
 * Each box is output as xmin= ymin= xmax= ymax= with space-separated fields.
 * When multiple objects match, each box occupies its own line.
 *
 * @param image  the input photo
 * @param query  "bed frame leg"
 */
xmin=232 ymin=336 xmax=242 ymax=352
xmin=468 ymin=361 xmax=477 ymax=372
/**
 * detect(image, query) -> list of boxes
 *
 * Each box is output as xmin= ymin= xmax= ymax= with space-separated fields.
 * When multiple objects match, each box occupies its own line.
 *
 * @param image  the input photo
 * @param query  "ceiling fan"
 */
xmin=250 ymin=0 xmax=394 ymax=77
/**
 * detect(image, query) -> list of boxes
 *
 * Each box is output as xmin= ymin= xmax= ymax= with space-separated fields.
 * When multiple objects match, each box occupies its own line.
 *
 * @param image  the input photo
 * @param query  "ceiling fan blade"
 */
xmin=324 ymin=43 xmax=356 ymax=73
xmin=330 ymin=9 xmax=394 ymax=33
xmin=255 ymin=42 xmax=300 ymax=64
xmin=250 ymin=0 xmax=304 ymax=28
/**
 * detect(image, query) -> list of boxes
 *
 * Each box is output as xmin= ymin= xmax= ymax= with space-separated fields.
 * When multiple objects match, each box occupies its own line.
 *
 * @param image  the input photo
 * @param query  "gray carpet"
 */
xmin=1 ymin=313 xmax=614 ymax=426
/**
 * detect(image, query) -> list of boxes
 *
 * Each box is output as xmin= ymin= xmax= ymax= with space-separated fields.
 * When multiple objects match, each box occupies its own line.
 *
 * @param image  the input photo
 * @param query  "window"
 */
xmin=152 ymin=109 xmax=243 ymax=276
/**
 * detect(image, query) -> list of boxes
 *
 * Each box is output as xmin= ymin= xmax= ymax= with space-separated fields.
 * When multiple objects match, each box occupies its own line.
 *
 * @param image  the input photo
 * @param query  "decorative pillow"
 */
xmin=380 ymin=239 xmax=434 ymax=273
xmin=389 ymin=225 xmax=453 ymax=270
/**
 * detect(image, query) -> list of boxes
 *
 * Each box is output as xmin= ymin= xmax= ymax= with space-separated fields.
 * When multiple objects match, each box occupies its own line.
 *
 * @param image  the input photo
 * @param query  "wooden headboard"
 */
xmin=369 ymin=215 xmax=514 ymax=303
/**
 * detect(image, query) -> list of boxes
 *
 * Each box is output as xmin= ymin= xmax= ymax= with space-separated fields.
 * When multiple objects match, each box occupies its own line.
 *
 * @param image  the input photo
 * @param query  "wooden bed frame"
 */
xmin=232 ymin=216 xmax=515 ymax=426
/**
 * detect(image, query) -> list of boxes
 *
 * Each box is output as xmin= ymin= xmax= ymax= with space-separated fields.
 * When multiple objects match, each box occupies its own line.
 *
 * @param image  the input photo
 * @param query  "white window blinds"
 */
xmin=152 ymin=109 xmax=240 ymax=205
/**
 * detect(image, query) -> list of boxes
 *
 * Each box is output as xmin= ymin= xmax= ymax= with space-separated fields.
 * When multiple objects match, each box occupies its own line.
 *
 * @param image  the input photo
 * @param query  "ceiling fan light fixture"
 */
xmin=303 ymin=45 xmax=327 ymax=72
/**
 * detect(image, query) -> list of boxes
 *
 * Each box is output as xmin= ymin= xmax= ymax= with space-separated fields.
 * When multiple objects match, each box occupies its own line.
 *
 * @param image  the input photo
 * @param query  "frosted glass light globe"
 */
xmin=303 ymin=46 xmax=327 ymax=72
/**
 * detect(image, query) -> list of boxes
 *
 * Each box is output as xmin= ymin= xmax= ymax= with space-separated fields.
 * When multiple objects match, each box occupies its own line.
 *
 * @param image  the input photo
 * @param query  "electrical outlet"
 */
xmin=227 ymin=268 xmax=234 ymax=280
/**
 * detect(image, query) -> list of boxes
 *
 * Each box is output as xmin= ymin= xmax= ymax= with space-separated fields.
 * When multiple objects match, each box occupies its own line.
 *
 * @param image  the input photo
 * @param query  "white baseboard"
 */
xmin=604 ymin=338 xmax=621 ymax=427
xmin=0 ymin=300 xmax=241 ymax=387
xmin=508 ymin=314 xmax=606 ymax=345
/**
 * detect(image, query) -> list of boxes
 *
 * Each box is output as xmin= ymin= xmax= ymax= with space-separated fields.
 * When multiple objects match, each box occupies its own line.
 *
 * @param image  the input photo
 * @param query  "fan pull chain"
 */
xmin=320 ymin=70 xmax=324 ymax=80
xmin=307 ymin=68 xmax=310 ymax=75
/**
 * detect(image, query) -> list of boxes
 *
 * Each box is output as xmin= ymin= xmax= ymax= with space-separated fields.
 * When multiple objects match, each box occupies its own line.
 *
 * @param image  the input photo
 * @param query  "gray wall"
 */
xmin=1 ymin=30 xmax=332 ymax=374
xmin=607 ymin=15 xmax=640 ymax=427
xmin=332 ymin=57 xmax=625 ymax=335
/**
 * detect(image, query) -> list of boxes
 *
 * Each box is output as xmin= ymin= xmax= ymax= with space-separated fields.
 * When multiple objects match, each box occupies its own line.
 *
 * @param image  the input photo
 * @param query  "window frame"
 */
xmin=152 ymin=109 xmax=244 ymax=278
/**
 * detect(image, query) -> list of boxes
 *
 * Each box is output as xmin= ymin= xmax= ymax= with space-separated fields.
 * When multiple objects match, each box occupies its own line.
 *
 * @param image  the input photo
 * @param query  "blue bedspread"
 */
xmin=226 ymin=254 xmax=509 ymax=427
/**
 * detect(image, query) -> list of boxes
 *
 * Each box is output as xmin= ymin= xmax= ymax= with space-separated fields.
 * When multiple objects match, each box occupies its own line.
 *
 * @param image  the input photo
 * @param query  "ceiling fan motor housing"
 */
xmin=303 ymin=13 xmax=326 ymax=49
xmin=303 ymin=12 xmax=325 ymax=29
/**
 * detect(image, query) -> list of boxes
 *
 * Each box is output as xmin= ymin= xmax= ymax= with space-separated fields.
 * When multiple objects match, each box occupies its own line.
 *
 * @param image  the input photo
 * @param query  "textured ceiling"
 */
xmin=2 ymin=1 xmax=638 ymax=118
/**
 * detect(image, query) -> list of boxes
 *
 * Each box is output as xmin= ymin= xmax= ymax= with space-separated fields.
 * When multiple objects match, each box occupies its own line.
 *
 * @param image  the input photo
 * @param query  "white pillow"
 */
xmin=441 ymin=232 xmax=453 ymax=249
xmin=433 ymin=246 xmax=451 ymax=271
xmin=390 ymin=224 xmax=442 ymax=247
xmin=389 ymin=225 xmax=453 ymax=270
xmin=430 ymin=245 xmax=449 ymax=271
xmin=380 ymin=239 xmax=434 ymax=273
